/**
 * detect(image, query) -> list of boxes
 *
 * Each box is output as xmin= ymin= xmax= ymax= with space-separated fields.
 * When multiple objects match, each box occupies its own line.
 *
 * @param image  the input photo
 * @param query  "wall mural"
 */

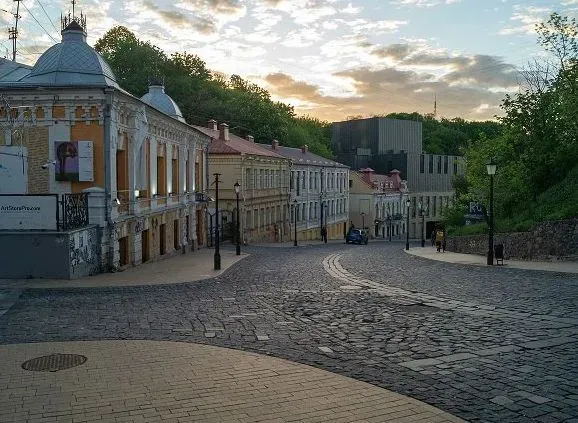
xmin=69 ymin=227 xmax=100 ymax=276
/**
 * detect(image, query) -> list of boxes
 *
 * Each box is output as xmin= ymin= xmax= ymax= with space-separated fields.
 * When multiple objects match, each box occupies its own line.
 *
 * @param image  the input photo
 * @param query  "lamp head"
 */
xmin=486 ymin=158 xmax=497 ymax=176
xmin=234 ymin=181 xmax=240 ymax=194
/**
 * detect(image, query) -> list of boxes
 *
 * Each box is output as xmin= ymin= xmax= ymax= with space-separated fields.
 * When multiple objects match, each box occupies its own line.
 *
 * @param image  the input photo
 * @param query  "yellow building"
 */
xmin=0 ymin=16 xmax=211 ymax=276
xmin=196 ymin=121 xmax=292 ymax=244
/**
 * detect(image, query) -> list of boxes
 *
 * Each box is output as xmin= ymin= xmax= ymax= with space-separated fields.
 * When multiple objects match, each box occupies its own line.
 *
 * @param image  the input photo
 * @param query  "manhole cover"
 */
xmin=22 ymin=353 xmax=87 ymax=372
xmin=400 ymin=303 xmax=440 ymax=313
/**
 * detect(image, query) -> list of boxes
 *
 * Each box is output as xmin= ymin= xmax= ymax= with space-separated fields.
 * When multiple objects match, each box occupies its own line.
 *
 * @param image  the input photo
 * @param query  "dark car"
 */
xmin=346 ymin=228 xmax=368 ymax=245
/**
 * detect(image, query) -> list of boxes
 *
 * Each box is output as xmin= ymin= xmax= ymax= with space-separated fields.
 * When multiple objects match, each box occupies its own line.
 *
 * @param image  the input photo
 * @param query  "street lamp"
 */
xmin=361 ymin=212 xmax=365 ymax=232
xmin=293 ymin=199 xmax=298 ymax=247
xmin=234 ymin=181 xmax=241 ymax=256
xmin=213 ymin=173 xmax=221 ymax=270
xmin=418 ymin=201 xmax=429 ymax=248
xmin=486 ymin=159 xmax=497 ymax=265
xmin=405 ymin=199 xmax=411 ymax=250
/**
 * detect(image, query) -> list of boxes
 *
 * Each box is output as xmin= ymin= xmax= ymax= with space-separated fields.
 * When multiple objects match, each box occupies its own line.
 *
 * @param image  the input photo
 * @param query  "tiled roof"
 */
xmin=193 ymin=127 xmax=286 ymax=158
xmin=258 ymin=144 xmax=348 ymax=168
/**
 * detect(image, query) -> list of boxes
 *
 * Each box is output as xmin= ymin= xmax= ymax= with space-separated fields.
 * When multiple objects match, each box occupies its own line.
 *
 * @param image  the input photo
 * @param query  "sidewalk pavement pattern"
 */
xmin=406 ymin=247 xmax=578 ymax=274
xmin=0 ymin=340 xmax=465 ymax=423
xmin=0 ymin=248 xmax=247 ymax=290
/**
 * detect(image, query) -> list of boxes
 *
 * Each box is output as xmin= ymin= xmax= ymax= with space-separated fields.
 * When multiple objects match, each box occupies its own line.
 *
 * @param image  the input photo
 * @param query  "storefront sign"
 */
xmin=0 ymin=195 xmax=58 ymax=230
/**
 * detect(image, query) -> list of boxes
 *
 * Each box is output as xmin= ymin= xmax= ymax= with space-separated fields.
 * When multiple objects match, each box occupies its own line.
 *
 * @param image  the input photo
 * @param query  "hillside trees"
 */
xmin=455 ymin=13 xmax=578 ymax=228
xmin=94 ymin=27 xmax=332 ymax=156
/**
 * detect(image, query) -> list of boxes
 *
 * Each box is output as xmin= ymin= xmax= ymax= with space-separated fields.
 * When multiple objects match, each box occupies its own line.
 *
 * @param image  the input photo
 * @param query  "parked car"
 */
xmin=346 ymin=229 xmax=368 ymax=245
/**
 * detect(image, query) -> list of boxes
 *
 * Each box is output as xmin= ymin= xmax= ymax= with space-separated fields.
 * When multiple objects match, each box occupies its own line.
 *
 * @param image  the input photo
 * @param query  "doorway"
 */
xmin=160 ymin=224 xmax=166 ymax=255
xmin=173 ymin=219 xmax=179 ymax=251
xmin=118 ymin=236 xmax=129 ymax=267
xmin=141 ymin=230 xmax=149 ymax=263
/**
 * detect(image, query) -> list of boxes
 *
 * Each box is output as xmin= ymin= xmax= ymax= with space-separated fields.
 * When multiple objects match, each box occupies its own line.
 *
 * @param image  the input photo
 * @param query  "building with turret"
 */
xmin=0 ymin=14 xmax=211 ymax=278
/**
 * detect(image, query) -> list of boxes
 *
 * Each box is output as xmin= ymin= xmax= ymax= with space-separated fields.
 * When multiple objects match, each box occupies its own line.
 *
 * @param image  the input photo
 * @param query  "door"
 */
xmin=141 ymin=230 xmax=149 ymax=263
xmin=160 ymin=224 xmax=166 ymax=255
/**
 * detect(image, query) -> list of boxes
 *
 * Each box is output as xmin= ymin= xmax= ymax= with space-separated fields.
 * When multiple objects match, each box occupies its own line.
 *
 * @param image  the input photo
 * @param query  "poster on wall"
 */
xmin=0 ymin=195 xmax=57 ymax=230
xmin=0 ymin=146 xmax=28 ymax=194
xmin=78 ymin=141 xmax=94 ymax=182
xmin=54 ymin=141 xmax=94 ymax=182
xmin=55 ymin=141 xmax=79 ymax=181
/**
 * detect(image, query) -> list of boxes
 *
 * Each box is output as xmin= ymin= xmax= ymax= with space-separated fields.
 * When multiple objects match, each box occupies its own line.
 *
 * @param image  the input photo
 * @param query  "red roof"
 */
xmin=194 ymin=126 xmax=285 ymax=158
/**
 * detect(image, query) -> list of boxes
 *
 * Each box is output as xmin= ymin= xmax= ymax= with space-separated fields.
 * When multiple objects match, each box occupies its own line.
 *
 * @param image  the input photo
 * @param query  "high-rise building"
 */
xmin=331 ymin=117 xmax=465 ymax=240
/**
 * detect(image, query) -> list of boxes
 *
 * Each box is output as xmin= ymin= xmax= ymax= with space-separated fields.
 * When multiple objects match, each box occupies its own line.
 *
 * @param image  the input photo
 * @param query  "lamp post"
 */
xmin=234 ymin=181 xmax=241 ymax=256
xmin=293 ymin=199 xmax=298 ymax=247
xmin=361 ymin=212 xmax=365 ymax=232
xmin=418 ymin=202 xmax=428 ymax=248
xmin=486 ymin=159 xmax=497 ymax=265
xmin=213 ymin=173 xmax=221 ymax=270
xmin=387 ymin=215 xmax=392 ymax=241
xmin=405 ymin=199 xmax=411 ymax=250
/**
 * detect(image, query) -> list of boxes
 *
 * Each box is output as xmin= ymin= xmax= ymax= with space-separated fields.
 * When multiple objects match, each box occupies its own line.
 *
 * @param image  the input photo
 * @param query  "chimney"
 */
xmin=301 ymin=144 xmax=308 ymax=154
xmin=246 ymin=135 xmax=254 ymax=143
xmin=272 ymin=139 xmax=279 ymax=150
xmin=219 ymin=123 xmax=229 ymax=141
xmin=359 ymin=168 xmax=374 ymax=185
xmin=207 ymin=119 xmax=218 ymax=130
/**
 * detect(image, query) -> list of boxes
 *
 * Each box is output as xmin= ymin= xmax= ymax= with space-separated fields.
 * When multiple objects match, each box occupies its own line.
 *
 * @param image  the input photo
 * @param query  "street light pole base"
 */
xmin=235 ymin=246 xmax=240 ymax=256
xmin=487 ymin=251 xmax=494 ymax=266
xmin=214 ymin=253 xmax=221 ymax=270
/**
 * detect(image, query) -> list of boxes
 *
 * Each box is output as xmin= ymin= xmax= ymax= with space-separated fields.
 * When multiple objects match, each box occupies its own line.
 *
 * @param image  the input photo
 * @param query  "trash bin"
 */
xmin=494 ymin=244 xmax=504 ymax=265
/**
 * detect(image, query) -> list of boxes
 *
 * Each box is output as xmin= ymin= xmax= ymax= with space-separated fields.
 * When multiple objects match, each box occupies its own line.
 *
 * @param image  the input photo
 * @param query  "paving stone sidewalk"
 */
xmin=0 ymin=340 xmax=464 ymax=423
xmin=406 ymin=247 xmax=578 ymax=274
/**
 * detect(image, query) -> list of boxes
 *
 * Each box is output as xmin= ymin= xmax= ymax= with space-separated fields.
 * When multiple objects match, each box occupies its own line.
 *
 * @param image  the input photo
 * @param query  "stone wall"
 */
xmin=446 ymin=218 xmax=578 ymax=261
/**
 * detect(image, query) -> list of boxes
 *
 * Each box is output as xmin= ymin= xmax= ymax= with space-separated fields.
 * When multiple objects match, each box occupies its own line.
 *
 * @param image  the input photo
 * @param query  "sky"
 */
xmin=1 ymin=0 xmax=577 ymax=122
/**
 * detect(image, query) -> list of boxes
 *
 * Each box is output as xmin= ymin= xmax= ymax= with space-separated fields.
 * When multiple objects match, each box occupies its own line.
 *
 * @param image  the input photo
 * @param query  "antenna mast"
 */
xmin=72 ymin=0 xmax=76 ymax=17
xmin=433 ymin=92 xmax=437 ymax=118
xmin=8 ymin=0 xmax=21 ymax=61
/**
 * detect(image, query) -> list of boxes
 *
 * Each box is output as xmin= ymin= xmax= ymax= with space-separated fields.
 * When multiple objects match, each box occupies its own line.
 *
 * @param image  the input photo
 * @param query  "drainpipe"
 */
xmin=103 ymin=87 xmax=115 ymax=272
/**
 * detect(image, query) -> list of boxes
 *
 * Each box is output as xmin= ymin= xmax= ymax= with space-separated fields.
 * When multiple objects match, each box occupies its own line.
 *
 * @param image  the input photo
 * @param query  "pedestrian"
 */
xmin=430 ymin=230 xmax=436 ymax=247
xmin=435 ymin=229 xmax=444 ymax=252
xmin=442 ymin=232 xmax=446 ymax=253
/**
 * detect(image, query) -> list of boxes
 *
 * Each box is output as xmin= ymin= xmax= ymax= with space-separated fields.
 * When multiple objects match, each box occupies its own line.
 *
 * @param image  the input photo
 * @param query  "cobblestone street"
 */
xmin=1 ymin=242 xmax=577 ymax=422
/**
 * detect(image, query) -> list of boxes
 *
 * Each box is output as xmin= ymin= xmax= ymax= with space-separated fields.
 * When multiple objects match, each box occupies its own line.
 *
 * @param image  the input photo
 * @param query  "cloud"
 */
xmin=499 ymin=5 xmax=551 ymax=36
xmin=390 ymin=0 xmax=461 ymax=7
xmin=340 ymin=18 xmax=408 ymax=34
xmin=281 ymin=27 xmax=323 ymax=48
xmin=143 ymin=1 xmax=191 ymax=27
xmin=180 ymin=0 xmax=245 ymax=15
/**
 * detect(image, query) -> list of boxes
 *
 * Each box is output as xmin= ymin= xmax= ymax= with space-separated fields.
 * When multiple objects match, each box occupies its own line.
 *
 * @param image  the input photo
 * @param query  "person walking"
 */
xmin=435 ymin=228 xmax=444 ymax=252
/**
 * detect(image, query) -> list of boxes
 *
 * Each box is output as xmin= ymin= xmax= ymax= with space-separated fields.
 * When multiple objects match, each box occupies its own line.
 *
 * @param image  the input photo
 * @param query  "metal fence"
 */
xmin=59 ymin=193 xmax=89 ymax=231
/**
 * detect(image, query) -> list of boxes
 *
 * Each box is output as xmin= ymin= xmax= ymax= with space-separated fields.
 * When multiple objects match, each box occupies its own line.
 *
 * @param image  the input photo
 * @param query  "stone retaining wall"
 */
xmin=446 ymin=218 xmax=578 ymax=261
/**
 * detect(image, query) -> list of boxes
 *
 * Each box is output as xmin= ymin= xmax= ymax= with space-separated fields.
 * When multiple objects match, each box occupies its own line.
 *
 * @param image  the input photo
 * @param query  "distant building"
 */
xmin=259 ymin=141 xmax=350 ymax=241
xmin=331 ymin=117 xmax=464 ymax=239
xmin=349 ymin=168 xmax=409 ymax=239
xmin=198 ymin=122 xmax=292 ymax=244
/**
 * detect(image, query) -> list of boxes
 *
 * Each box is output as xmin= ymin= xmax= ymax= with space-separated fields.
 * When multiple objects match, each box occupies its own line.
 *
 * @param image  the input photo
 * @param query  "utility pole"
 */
xmin=9 ymin=0 xmax=21 ymax=61
xmin=213 ymin=173 xmax=221 ymax=270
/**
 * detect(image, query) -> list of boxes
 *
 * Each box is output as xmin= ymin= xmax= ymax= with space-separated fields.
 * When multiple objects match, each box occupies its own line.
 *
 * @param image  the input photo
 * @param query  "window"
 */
xmin=453 ymin=160 xmax=458 ymax=174
xmin=444 ymin=156 xmax=448 ymax=174
xmin=437 ymin=156 xmax=442 ymax=174
xmin=429 ymin=155 xmax=433 ymax=174
xmin=157 ymin=156 xmax=166 ymax=195
xmin=420 ymin=154 xmax=424 ymax=173
xmin=171 ymin=157 xmax=178 ymax=194
xmin=301 ymin=171 xmax=306 ymax=189
xmin=290 ymin=171 xmax=294 ymax=190
xmin=349 ymin=179 xmax=353 ymax=188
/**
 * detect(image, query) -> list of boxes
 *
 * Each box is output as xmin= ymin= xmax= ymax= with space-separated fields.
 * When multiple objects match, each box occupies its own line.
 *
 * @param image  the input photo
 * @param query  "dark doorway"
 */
xmin=173 ymin=219 xmax=179 ymax=251
xmin=118 ymin=236 xmax=129 ymax=267
xmin=160 ymin=224 xmax=166 ymax=255
xmin=141 ymin=230 xmax=149 ymax=263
